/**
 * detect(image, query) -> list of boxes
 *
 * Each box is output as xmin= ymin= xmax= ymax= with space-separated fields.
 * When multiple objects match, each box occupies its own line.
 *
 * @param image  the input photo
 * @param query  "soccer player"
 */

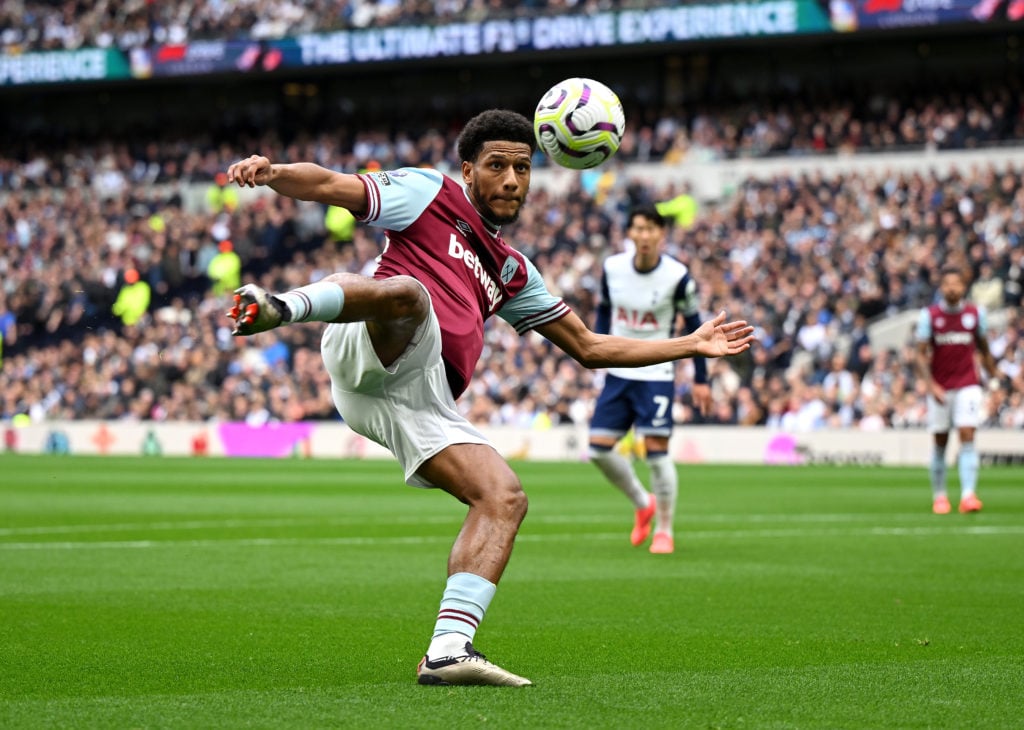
xmin=914 ymin=265 xmax=1000 ymax=515
xmin=588 ymin=208 xmax=710 ymax=555
xmin=225 ymin=110 xmax=754 ymax=687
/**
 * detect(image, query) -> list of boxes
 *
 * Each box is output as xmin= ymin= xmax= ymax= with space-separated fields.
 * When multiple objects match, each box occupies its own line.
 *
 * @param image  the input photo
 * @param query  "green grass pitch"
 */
xmin=1 ymin=454 xmax=1022 ymax=729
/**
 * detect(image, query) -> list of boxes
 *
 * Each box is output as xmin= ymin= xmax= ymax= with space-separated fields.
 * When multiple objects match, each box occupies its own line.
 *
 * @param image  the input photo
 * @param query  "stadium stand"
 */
xmin=1 ymin=5 xmax=1022 ymax=433
xmin=3 ymin=151 xmax=1022 ymax=428
xmin=3 ymin=75 xmax=1024 ymax=185
xmin=4 ymin=1 xmax=689 ymax=53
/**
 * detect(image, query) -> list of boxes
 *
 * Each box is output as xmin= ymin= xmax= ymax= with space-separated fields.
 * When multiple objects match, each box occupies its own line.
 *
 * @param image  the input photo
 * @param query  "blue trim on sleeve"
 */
xmin=914 ymin=308 xmax=932 ymax=341
xmin=359 ymin=167 xmax=445 ymax=231
xmin=499 ymin=256 xmax=566 ymax=330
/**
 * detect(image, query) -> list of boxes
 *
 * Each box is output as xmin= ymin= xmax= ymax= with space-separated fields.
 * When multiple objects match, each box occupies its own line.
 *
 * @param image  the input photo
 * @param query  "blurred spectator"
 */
xmin=207 ymin=240 xmax=242 ymax=296
xmin=1 ymin=115 xmax=1023 ymax=430
xmin=970 ymin=261 xmax=1004 ymax=310
xmin=206 ymin=172 xmax=239 ymax=215
xmin=111 ymin=268 xmax=151 ymax=327
xmin=0 ymin=291 xmax=16 ymax=346
xmin=655 ymin=184 xmax=699 ymax=230
xmin=325 ymin=205 xmax=357 ymax=246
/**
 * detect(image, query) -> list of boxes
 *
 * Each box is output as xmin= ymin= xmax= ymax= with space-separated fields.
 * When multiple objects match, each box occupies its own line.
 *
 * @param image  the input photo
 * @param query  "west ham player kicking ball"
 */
xmin=914 ymin=266 xmax=1000 ymax=515
xmin=225 ymin=110 xmax=754 ymax=687
xmin=588 ymin=208 xmax=711 ymax=555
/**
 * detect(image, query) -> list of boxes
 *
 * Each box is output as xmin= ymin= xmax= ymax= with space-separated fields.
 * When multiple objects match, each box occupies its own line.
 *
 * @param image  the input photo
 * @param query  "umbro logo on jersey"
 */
xmin=455 ymin=219 xmax=473 ymax=237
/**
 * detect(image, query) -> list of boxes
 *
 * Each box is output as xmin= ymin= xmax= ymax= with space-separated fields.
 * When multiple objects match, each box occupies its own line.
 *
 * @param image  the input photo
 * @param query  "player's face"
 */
xmin=627 ymin=216 xmax=665 ymax=268
xmin=940 ymin=272 xmax=966 ymax=306
xmin=462 ymin=141 xmax=532 ymax=225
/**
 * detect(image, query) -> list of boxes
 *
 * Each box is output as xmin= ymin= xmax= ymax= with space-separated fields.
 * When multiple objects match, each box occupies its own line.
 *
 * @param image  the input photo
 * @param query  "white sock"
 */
xmin=427 ymin=631 xmax=472 ymax=660
xmin=648 ymin=452 xmax=677 ymax=535
xmin=428 ymin=572 xmax=496 ymax=657
xmin=958 ymin=442 xmax=979 ymax=498
xmin=930 ymin=444 xmax=947 ymax=499
xmin=277 ymin=281 xmax=345 ymax=323
xmin=590 ymin=446 xmax=650 ymax=509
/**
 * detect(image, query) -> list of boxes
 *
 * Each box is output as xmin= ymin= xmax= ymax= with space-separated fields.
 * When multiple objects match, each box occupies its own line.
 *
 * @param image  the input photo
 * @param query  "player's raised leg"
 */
xmin=229 ymin=273 xmax=428 ymax=365
xmin=414 ymin=444 xmax=532 ymax=687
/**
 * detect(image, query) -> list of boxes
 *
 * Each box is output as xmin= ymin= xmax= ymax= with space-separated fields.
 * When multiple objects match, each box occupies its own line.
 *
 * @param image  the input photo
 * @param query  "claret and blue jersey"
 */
xmin=355 ymin=167 xmax=569 ymax=398
xmin=915 ymin=300 xmax=987 ymax=390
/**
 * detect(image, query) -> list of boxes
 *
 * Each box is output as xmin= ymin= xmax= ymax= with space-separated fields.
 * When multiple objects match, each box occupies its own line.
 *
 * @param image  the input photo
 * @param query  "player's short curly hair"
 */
xmin=457 ymin=109 xmax=536 ymax=163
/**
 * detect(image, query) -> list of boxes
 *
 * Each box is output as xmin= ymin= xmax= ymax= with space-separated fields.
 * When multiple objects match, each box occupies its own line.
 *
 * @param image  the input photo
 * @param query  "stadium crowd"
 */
xmin=3 ymin=13 xmax=1024 ymax=432
xmin=4 ymin=76 xmax=1024 ymax=191
xmin=2 ymin=0 xmax=675 ymax=53
xmin=2 ymin=126 xmax=1023 ymax=430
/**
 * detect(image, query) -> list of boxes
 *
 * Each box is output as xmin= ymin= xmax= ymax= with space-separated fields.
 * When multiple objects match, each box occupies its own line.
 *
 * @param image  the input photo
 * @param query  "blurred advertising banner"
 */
xmin=8 ymin=420 xmax=1024 ymax=465
xmin=130 ymin=40 xmax=285 ymax=78
xmin=4 ymin=0 xmax=1015 ymax=86
xmin=825 ymin=0 xmax=1022 ymax=31
xmin=0 ymin=48 xmax=129 ymax=86
xmin=281 ymin=2 xmax=831 ymax=67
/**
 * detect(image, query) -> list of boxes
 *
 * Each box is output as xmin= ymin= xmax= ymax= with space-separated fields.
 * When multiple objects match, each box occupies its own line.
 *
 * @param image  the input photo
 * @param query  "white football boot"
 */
xmin=228 ymin=284 xmax=286 ymax=336
xmin=416 ymin=642 xmax=532 ymax=687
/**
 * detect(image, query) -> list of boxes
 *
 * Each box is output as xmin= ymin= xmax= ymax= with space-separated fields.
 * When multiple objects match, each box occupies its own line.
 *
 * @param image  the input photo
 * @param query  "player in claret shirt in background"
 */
xmin=225 ymin=109 xmax=754 ymax=687
xmin=915 ymin=265 xmax=1001 ymax=515
xmin=588 ymin=207 xmax=711 ymax=556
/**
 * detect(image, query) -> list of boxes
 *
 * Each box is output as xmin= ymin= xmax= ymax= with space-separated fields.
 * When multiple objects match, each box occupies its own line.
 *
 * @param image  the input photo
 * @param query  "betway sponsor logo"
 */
xmin=935 ymin=332 xmax=973 ymax=345
xmin=449 ymin=234 xmax=503 ymax=312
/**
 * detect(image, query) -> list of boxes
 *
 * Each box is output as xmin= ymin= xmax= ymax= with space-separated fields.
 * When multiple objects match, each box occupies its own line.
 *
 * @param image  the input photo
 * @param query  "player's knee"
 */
xmin=488 ymin=474 xmax=528 ymax=526
xmin=322 ymin=272 xmax=360 ymax=288
xmin=380 ymin=276 xmax=429 ymax=322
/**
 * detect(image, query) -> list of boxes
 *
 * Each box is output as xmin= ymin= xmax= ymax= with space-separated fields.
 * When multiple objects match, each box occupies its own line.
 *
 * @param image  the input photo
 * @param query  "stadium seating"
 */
xmin=2 ymin=3 xmax=1022 ymax=432
xmin=2 ymin=140 xmax=1022 ymax=428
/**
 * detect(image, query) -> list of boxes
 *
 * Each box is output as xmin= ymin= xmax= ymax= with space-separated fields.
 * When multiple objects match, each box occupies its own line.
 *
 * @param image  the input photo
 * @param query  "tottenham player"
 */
xmin=588 ymin=208 xmax=710 ymax=555
xmin=915 ymin=265 xmax=1000 ymax=515
xmin=225 ymin=110 xmax=754 ymax=686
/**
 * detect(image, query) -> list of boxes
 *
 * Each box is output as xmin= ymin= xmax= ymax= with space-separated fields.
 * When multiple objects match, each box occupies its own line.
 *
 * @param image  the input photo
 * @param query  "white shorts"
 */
xmin=927 ymin=384 xmax=984 ymax=433
xmin=319 ymin=290 xmax=489 ymax=488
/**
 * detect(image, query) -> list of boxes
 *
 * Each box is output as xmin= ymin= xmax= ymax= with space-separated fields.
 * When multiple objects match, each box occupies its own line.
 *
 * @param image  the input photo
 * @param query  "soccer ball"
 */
xmin=533 ymin=77 xmax=625 ymax=170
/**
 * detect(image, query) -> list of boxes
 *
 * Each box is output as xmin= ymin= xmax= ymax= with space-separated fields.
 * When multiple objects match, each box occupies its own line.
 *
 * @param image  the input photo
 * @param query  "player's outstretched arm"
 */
xmin=226 ymin=155 xmax=368 ymax=212
xmin=688 ymin=311 xmax=756 ymax=357
xmin=536 ymin=310 xmax=753 ymax=369
xmin=975 ymin=332 xmax=1001 ymax=381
